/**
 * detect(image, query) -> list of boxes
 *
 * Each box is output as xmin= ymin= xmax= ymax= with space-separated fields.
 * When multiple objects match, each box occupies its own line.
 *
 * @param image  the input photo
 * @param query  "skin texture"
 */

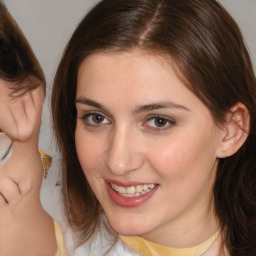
xmin=0 ymin=78 xmax=57 ymax=255
xmin=0 ymin=77 xmax=42 ymax=143
xmin=75 ymin=50 xmax=227 ymax=248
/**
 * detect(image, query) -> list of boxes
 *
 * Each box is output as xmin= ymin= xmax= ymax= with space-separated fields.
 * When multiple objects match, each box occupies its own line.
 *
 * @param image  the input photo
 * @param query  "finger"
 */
xmin=11 ymin=95 xmax=28 ymax=135
xmin=11 ymin=91 xmax=35 ymax=140
xmin=0 ymin=97 xmax=27 ymax=140
xmin=0 ymin=85 xmax=44 ymax=142
xmin=30 ymin=85 xmax=44 ymax=112
xmin=10 ymin=87 xmax=44 ymax=141
xmin=17 ymin=177 xmax=33 ymax=198
xmin=0 ymin=177 xmax=22 ymax=204
xmin=8 ymin=92 xmax=35 ymax=141
xmin=22 ymin=90 xmax=38 ymax=132
xmin=27 ymin=86 xmax=44 ymax=131
xmin=0 ymin=192 xmax=8 ymax=207
xmin=0 ymin=101 xmax=18 ymax=138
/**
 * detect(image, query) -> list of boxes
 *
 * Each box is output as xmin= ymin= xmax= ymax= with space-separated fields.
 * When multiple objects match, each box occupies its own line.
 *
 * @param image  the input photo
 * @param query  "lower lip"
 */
xmin=106 ymin=182 xmax=159 ymax=208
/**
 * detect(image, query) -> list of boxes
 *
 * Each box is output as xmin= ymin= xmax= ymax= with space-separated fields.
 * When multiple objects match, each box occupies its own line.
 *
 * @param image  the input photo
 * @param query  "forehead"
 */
xmin=77 ymin=50 xmax=187 ymax=96
xmin=77 ymin=50 xmax=181 ymax=90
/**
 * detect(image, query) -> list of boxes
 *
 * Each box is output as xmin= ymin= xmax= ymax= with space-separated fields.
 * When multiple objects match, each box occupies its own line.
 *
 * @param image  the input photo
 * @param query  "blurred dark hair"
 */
xmin=0 ymin=1 xmax=45 ymax=91
xmin=52 ymin=0 xmax=256 ymax=254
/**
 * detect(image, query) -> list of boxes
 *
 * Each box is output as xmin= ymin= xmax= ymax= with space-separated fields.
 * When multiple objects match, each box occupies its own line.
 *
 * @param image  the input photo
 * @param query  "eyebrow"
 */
xmin=133 ymin=102 xmax=190 ymax=114
xmin=75 ymin=97 xmax=190 ymax=114
xmin=76 ymin=97 xmax=111 ymax=113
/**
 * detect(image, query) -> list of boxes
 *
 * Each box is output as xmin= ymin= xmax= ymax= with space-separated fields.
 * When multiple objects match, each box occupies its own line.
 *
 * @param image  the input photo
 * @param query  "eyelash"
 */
xmin=78 ymin=112 xmax=176 ymax=132
xmin=144 ymin=115 xmax=176 ymax=132
xmin=79 ymin=112 xmax=110 ymax=127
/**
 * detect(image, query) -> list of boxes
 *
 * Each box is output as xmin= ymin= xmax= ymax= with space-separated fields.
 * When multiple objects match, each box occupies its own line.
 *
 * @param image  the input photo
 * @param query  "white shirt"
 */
xmin=0 ymin=132 xmax=12 ymax=165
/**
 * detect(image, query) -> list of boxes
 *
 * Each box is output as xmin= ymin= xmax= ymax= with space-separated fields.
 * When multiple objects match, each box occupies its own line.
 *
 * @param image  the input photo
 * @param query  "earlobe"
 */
xmin=216 ymin=103 xmax=250 ymax=158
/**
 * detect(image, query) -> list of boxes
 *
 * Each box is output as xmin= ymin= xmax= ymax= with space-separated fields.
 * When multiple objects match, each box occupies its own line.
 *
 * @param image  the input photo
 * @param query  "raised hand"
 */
xmin=0 ymin=78 xmax=44 ymax=144
xmin=0 ymin=81 xmax=58 ymax=255
xmin=0 ymin=79 xmax=44 ymax=206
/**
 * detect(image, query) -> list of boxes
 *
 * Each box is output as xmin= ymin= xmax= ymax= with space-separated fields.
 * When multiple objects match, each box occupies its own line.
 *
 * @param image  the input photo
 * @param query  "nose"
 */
xmin=105 ymin=126 xmax=144 ymax=176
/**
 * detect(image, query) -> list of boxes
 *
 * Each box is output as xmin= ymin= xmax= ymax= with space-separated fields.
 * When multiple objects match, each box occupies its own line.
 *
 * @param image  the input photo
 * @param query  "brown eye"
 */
xmin=81 ymin=112 xmax=110 ymax=126
xmin=92 ymin=114 xmax=105 ymax=124
xmin=145 ymin=115 xmax=175 ymax=130
xmin=154 ymin=117 xmax=167 ymax=127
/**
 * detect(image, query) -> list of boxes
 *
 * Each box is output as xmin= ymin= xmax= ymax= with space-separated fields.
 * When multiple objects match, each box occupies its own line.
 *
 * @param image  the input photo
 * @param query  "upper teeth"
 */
xmin=111 ymin=183 xmax=156 ymax=197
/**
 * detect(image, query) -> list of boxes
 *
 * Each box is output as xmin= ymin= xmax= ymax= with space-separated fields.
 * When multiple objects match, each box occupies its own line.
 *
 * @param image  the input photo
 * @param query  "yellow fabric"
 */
xmin=38 ymin=148 xmax=52 ymax=178
xmin=54 ymin=221 xmax=68 ymax=256
xmin=119 ymin=230 xmax=219 ymax=256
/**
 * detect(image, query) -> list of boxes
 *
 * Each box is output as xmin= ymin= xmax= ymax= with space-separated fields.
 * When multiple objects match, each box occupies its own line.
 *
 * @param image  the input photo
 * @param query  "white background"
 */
xmin=3 ymin=0 xmax=256 ymax=221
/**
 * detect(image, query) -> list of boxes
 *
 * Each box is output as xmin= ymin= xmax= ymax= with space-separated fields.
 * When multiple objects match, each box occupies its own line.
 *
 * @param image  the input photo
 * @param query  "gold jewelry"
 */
xmin=38 ymin=149 xmax=52 ymax=179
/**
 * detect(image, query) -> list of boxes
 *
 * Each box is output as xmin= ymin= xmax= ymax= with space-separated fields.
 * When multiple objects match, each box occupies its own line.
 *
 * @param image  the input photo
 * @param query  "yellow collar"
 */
xmin=119 ymin=230 xmax=219 ymax=256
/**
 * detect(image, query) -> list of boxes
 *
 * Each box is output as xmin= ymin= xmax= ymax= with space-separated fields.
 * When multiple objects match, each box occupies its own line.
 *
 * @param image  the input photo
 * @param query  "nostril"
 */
xmin=105 ymin=152 xmax=145 ymax=176
xmin=105 ymin=129 xmax=144 ymax=175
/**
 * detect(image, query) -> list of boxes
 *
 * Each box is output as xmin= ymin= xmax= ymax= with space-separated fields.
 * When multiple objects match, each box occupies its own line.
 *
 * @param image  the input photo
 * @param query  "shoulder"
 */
xmin=202 ymin=236 xmax=228 ymax=256
xmin=72 ymin=229 xmax=141 ymax=256
xmin=61 ymin=215 xmax=141 ymax=256
xmin=54 ymin=220 xmax=68 ymax=255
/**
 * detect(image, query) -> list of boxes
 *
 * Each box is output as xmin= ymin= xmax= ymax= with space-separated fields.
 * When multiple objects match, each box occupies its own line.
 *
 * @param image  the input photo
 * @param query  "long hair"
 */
xmin=0 ymin=1 xmax=45 ymax=91
xmin=51 ymin=0 xmax=256 ymax=254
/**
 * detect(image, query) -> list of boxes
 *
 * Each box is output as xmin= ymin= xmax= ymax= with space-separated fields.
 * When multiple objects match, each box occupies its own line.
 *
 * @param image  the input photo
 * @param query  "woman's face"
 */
xmin=75 ymin=50 xmax=224 ymax=244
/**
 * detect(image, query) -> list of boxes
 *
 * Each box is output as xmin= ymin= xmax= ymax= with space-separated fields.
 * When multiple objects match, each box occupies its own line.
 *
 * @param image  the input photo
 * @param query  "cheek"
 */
xmin=146 ymin=131 xmax=217 ymax=181
xmin=146 ymin=138 xmax=192 ymax=178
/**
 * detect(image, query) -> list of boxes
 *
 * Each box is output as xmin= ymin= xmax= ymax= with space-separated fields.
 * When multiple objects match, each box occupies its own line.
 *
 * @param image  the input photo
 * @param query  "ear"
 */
xmin=216 ymin=103 xmax=250 ymax=158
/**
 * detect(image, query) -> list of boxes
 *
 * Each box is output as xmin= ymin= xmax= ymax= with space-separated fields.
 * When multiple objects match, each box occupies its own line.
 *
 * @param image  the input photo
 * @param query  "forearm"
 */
xmin=0 ymin=193 xmax=57 ymax=256
xmin=0 ymin=143 xmax=43 ymax=200
xmin=0 ymin=145 xmax=57 ymax=256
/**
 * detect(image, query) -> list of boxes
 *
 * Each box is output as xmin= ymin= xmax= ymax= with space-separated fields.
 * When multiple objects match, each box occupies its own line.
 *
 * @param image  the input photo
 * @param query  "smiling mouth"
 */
xmin=110 ymin=183 xmax=156 ymax=197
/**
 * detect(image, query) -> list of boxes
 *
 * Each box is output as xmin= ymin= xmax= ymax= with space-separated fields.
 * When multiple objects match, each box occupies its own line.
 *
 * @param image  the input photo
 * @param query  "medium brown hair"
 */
xmin=52 ymin=0 xmax=256 ymax=254
xmin=0 ymin=1 xmax=45 ymax=91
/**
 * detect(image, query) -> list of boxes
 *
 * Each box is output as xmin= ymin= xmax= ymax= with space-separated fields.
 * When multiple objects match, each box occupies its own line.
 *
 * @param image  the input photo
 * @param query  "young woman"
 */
xmin=0 ymin=2 xmax=66 ymax=255
xmin=52 ymin=0 xmax=256 ymax=255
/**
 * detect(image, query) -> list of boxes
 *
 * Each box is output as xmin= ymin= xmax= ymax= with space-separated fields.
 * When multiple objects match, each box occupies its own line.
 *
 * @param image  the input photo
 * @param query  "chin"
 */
xmin=106 ymin=213 xmax=154 ymax=236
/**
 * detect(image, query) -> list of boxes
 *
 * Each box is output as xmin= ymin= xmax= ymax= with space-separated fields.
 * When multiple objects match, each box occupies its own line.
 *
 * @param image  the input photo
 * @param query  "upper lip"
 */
xmin=105 ymin=179 xmax=157 ymax=187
